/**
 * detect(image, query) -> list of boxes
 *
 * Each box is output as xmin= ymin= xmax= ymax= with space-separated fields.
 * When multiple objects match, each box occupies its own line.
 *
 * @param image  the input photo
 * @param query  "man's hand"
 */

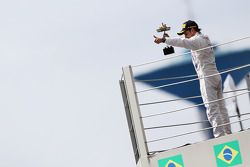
xmin=154 ymin=35 xmax=165 ymax=44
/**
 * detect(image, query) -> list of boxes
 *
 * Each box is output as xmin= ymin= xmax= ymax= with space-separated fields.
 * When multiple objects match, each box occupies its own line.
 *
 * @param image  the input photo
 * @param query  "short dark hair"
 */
xmin=193 ymin=27 xmax=201 ymax=32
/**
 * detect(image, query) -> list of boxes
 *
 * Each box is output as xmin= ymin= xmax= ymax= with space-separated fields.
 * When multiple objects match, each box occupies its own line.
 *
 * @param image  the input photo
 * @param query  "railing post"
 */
xmin=121 ymin=66 xmax=150 ymax=167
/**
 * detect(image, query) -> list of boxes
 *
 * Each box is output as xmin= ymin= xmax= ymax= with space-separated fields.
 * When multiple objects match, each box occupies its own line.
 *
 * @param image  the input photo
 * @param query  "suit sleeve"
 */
xmin=164 ymin=37 xmax=199 ymax=50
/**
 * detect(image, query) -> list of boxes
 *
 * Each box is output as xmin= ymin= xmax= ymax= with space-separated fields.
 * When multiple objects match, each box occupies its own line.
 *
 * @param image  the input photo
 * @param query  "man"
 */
xmin=154 ymin=20 xmax=232 ymax=137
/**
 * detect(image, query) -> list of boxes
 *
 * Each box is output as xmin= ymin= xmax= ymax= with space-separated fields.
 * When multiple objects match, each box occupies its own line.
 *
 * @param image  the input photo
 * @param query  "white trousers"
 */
xmin=200 ymin=75 xmax=232 ymax=137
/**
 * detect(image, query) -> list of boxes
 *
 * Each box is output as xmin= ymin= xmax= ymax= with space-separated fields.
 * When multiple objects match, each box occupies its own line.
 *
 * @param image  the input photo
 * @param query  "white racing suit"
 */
xmin=165 ymin=33 xmax=232 ymax=137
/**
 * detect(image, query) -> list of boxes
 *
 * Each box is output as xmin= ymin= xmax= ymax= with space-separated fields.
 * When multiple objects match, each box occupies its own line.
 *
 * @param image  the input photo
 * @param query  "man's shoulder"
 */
xmin=193 ymin=33 xmax=211 ymax=41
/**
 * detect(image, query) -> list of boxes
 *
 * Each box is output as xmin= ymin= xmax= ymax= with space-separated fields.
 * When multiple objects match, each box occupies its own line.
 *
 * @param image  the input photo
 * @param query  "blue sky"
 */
xmin=0 ymin=0 xmax=249 ymax=167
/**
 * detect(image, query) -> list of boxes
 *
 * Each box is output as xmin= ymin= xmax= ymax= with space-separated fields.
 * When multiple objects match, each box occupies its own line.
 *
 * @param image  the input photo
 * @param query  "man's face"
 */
xmin=184 ymin=29 xmax=192 ymax=39
xmin=184 ymin=28 xmax=197 ymax=39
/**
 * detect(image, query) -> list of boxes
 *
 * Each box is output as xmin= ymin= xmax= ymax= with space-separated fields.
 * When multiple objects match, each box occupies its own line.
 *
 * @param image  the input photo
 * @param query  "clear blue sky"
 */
xmin=0 ymin=0 xmax=249 ymax=167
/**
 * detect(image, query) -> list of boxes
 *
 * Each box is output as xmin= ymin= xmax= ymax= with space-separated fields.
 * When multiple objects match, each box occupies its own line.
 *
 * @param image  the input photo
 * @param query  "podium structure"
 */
xmin=120 ymin=66 xmax=250 ymax=167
